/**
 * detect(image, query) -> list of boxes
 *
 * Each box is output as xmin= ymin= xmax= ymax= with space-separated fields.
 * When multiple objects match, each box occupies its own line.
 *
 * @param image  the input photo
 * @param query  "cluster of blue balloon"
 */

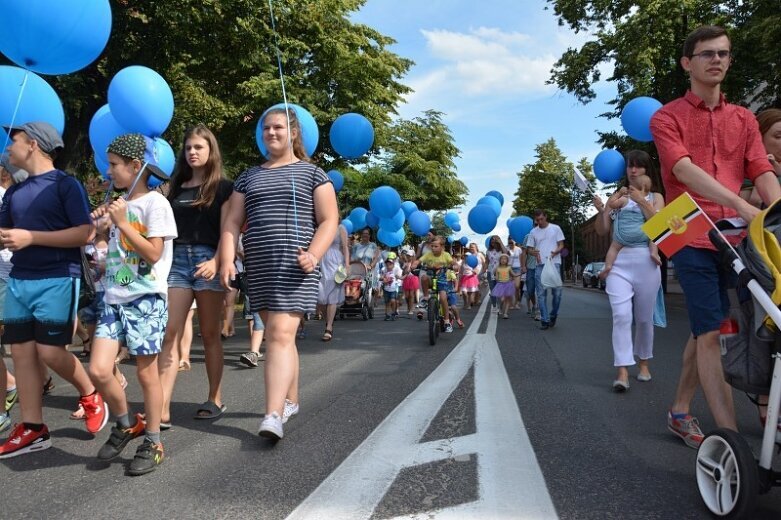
xmin=0 ymin=1 xmax=112 ymax=147
xmin=466 ymin=190 xmax=504 ymax=235
xmin=593 ymin=96 xmax=663 ymax=183
xmin=89 ymin=66 xmax=176 ymax=188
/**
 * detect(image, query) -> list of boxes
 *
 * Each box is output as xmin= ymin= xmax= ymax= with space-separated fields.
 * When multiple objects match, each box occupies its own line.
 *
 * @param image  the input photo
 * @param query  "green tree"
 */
xmin=26 ymin=0 xmax=413 ymax=178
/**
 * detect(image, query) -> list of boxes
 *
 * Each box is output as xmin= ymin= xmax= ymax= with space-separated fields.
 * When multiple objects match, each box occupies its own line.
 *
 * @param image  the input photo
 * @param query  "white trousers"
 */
xmin=605 ymin=247 xmax=660 ymax=367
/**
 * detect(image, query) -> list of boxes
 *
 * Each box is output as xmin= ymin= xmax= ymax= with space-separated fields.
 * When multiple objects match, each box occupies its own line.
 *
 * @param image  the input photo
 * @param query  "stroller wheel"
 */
xmin=696 ymin=428 xmax=759 ymax=518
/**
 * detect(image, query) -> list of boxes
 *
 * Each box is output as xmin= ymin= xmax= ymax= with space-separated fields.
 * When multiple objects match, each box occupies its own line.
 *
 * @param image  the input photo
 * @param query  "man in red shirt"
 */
xmin=650 ymin=25 xmax=781 ymax=449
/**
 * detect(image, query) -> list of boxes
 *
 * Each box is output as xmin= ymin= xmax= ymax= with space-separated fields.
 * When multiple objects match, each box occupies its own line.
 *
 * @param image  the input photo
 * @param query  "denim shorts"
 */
xmin=95 ymin=294 xmax=168 ymax=356
xmin=447 ymin=291 xmax=458 ymax=306
xmin=383 ymin=290 xmax=399 ymax=303
xmin=78 ymin=291 xmax=105 ymax=325
xmin=672 ymin=246 xmax=734 ymax=336
xmin=3 ymin=277 xmax=79 ymax=346
xmin=167 ymin=244 xmax=224 ymax=292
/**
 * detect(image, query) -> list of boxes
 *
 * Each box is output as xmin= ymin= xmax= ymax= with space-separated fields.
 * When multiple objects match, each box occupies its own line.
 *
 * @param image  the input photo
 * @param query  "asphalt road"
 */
xmin=2 ymin=286 xmax=780 ymax=519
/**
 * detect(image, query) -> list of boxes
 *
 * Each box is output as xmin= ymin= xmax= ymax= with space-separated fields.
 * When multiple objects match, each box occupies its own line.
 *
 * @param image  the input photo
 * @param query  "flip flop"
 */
xmin=178 ymin=360 xmax=191 ymax=372
xmin=322 ymin=329 xmax=333 ymax=342
xmin=194 ymin=400 xmax=226 ymax=420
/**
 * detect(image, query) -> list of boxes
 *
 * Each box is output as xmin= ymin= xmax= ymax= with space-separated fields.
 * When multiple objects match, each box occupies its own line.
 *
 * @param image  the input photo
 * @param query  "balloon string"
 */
xmin=267 ymin=0 xmax=300 ymax=247
xmin=1 ymin=71 xmax=29 ymax=160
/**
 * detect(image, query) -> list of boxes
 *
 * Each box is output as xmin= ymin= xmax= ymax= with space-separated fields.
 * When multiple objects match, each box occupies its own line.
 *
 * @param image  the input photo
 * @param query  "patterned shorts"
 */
xmin=96 ymin=294 xmax=168 ymax=356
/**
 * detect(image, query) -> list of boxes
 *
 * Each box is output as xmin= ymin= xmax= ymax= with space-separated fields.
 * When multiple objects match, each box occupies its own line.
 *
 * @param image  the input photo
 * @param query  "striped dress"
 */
xmin=234 ymin=161 xmax=332 ymax=314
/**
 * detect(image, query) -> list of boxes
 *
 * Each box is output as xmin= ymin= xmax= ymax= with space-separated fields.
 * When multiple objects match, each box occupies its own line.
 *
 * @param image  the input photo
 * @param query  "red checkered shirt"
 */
xmin=650 ymin=90 xmax=773 ymax=250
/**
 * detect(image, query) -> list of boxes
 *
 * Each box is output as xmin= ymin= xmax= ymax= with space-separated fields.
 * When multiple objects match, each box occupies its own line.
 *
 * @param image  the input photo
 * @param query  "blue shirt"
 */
xmin=0 ymin=170 xmax=92 ymax=279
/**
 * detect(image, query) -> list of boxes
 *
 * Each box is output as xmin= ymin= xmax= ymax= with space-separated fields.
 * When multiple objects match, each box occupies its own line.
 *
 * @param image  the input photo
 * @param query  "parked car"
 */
xmin=582 ymin=262 xmax=606 ymax=289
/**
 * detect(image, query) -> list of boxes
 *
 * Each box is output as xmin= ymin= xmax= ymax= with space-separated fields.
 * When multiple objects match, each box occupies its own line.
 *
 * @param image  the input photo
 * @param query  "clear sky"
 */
xmin=353 ymin=0 xmax=621 ymax=243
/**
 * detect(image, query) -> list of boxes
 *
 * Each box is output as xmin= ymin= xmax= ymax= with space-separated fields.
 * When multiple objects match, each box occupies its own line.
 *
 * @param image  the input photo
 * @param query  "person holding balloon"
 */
xmin=593 ymin=150 xmax=664 ymax=391
xmin=220 ymin=106 xmax=338 ymax=441
xmin=460 ymin=251 xmax=481 ymax=309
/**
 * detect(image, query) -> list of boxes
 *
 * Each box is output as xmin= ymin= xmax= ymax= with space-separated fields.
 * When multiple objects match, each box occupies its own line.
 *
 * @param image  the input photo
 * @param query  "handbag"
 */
xmin=78 ymin=247 xmax=96 ymax=310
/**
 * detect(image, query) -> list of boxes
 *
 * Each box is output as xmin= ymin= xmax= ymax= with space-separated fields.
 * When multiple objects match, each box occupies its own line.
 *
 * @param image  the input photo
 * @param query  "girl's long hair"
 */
xmin=168 ymin=124 xmax=225 ymax=208
xmin=262 ymin=107 xmax=310 ymax=162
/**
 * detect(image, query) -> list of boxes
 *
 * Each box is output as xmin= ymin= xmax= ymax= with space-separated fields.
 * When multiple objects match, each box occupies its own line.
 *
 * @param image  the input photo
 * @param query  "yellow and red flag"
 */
xmin=642 ymin=193 xmax=715 ymax=257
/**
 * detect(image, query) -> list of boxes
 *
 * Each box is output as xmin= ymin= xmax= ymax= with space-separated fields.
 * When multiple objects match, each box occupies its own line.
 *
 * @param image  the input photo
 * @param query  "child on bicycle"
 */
xmin=413 ymin=236 xmax=457 ymax=333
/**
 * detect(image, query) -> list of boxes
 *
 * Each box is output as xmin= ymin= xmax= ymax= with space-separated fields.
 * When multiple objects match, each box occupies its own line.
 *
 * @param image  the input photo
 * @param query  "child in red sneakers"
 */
xmin=0 ymin=122 xmax=108 ymax=459
xmin=87 ymin=134 xmax=175 ymax=475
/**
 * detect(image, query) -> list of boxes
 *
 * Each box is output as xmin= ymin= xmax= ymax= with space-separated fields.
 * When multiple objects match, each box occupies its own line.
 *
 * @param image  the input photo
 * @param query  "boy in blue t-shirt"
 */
xmin=0 ymin=122 xmax=108 ymax=459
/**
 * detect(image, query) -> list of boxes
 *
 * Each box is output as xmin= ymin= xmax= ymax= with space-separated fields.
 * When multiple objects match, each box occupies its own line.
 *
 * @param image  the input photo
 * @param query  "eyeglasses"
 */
xmin=690 ymin=50 xmax=731 ymax=61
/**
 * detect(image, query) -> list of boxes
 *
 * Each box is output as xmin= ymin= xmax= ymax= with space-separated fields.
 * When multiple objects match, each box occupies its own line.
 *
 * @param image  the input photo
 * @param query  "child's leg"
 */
xmin=11 ymin=342 xmax=44 ymax=423
xmin=649 ymin=242 xmax=661 ymax=265
xmin=179 ymin=308 xmax=194 ymax=365
xmin=88 ymin=338 xmax=128 ymax=417
xmin=36 ymin=344 xmax=96 ymax=397
xmin=439 ymin=290 xmax=450 ymax=323
xmin=136 ymin=354 xmax=162 ymax=433
xmin=600 ymin=241 xmax=622 ymax=278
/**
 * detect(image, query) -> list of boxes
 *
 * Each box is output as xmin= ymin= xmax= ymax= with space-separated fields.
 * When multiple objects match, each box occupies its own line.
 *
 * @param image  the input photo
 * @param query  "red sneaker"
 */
xmin=0 ymin=423 xmax=51 ymax=459
xmin=80 ymin=392 xmax=109 ymax=434
xmin=667 ymin=410 xmax=704 ymax=449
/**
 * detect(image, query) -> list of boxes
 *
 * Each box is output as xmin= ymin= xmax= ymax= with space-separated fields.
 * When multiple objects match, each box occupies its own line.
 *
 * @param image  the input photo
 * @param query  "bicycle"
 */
xmin=425 ymin=267 xmax=454 ymax=346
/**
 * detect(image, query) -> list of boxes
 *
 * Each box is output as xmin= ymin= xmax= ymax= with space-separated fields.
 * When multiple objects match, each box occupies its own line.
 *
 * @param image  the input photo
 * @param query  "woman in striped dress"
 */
xmin=220 ymin=107 xmax=338 ymax=440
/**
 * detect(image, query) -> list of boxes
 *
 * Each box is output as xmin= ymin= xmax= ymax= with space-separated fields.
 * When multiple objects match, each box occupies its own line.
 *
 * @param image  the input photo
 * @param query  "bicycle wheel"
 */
xmin=428 ymin=297 xmax=439 ymax=346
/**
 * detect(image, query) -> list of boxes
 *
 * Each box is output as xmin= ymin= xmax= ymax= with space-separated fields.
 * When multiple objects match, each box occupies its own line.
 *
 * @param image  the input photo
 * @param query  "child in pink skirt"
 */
xmin=459 ymin=254 xmax=480 ymax=309
xmin=401 ymin=248 xmax=419 ymax=314
xmin=491 ymin=254 xmax=516 ymax=318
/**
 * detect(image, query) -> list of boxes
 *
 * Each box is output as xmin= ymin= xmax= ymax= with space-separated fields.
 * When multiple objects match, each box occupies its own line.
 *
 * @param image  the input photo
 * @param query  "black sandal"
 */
xmin=79 ymin=337 xmax=92 ymax=358
xmin=42 ymin=376 xmax=55 ymax=395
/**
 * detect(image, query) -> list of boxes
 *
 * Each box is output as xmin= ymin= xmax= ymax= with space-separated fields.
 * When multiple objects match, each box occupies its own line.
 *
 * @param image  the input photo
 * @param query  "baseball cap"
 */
xmin=384 ymin=258 xmax=394 ymax=263
xmin=106 ymin=133 xmax=169 ymax=180
xmin=387 ymin=252 xmax=397 ymax=260
xmin=0 ymin=153 xmax=29 ymax=183
xmin=3 ymin=121 xmax=64 ymax=154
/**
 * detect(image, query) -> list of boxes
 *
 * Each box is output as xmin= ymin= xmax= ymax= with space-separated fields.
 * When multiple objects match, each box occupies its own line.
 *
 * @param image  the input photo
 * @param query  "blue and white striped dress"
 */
xmin=234 ymin=161 xmax=331 ymax=314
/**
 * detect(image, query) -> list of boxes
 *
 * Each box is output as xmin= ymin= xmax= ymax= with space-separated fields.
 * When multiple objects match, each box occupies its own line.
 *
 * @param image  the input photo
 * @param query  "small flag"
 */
xmin=642 ymin=192 xmax=715 ymax=257
xmin=573 ymin=170 xmax=592 ymax=194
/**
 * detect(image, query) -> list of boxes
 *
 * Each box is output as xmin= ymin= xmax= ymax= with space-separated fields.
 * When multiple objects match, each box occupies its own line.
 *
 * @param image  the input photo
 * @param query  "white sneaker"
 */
xmin=282 ymin=399 xmax=299 ymax=424
xmin=258 ymin=412 xmax=284 ymax=440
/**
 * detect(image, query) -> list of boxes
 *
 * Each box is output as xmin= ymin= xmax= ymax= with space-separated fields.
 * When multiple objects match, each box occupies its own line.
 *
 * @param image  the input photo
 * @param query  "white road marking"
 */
xmin=287 ymin=298 xmax=558 ymax=520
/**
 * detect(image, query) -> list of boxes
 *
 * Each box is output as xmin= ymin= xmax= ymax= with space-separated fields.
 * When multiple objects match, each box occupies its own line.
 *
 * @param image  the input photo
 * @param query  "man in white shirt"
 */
xmin=527 ymin=209 xmax=565 ymax=330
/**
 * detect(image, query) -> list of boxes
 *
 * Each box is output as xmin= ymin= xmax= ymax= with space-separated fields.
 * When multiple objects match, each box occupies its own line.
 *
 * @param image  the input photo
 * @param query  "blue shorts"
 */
xmin=78 ymin=290 xmax=105 ymax=325
xmin=3 ymin=277 xmax=79 ymax=346
xmin=383 ymin=290 xmax=399 ymax=303
xmin=672 ymin=246 xmax=734 ymax=336
xmin=167 ymin=244 xmax=224 ymax=292
xmin=95 ymin=294 xmax=168 ymax=356
xmin=0 ymin=278 xmax=6 ymax=321
xmin=447 ymin=291 xmax=457 ymax=306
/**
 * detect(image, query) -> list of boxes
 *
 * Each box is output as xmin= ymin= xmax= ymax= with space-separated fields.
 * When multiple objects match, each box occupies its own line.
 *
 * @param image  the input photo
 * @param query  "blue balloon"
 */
xmin=369 ymin=186 xmax=401 ymax=219
xmin=257 ymin=103 xmax=319 ymax=159
xmin=330 ymin=113 xmax=374 ymax=159
xmin=109 ymin=66 xmax=174 ymax=137
xmin=506 ymin=217 xmax=515 ymax=227
xmin=468 ymin=204 xmax=498 ymax=234
xmin=593 ymin=149 xmax=626 ymax=183
xmin=94 ymin=150 xmax=109 ymax=179
xmin=466 ymin=254 xmax=478 ymax=268
xmin=451 ymin=222 xmax=462 ymax=232
xmin=509 ymin=216 xmax=534 ymax=243
xmin=401 ymin=200 xmax=418 ymax=218
xmin=485 ymin=190 xmax=504 ymax=206
xmin=476 ymin=196 xmax=502 ymax=218
xmin=348 ymin=207 xmax=368 ymax=231
xmin=485 ymin=236 xmax=492 ymax=249
xmin=408 ymin=210 xmax=431 ymax=236
xmin=444 ymin=211 xmax=460 ymax=227
xmin=446 ymin=236 xmax=454 ymax=243
xmin=621 ymin=96 xmax=663 ymax=142
xmin=365 ymin=211 xmax=379 ymax=230
xmin=0 ymin=66 xmax=64 ymax=135
xmin=379 ymin=208 xmax=405 ymax=231
xmin=341 ymin=219 xmax=354 ymax=234
xmin=459 ymin=236 xmax=469 ymax=247
xmin=378 ymin=227 xmax=405 ymax=247
xmin=0 ymin=1 xmax=112 ymax=75
xmin=328 ymin=170 xmax=344 ymax=192
xmin=147 ymin=137 xmax=175 ymax=189
xmin=89 ymin=105 xmax=128 ymax=165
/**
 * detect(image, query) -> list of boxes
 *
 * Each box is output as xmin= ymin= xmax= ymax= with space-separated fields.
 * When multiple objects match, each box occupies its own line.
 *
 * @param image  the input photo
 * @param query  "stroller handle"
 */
xmin=708 ymin=228 xmax=737 ymax=261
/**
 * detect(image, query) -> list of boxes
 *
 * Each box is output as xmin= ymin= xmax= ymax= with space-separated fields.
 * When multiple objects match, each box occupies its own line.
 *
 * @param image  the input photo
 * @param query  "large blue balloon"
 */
xmin=621 ymin=96 xmax=663 ymax=142
xmin=348 ymin=207 xmax=368 ymax=231
xmin=365 ymin=211 xmax=380 ymax=230
xmin=257 ymin=103 xmax=319 ymax=159
xmin=509 ymin=216 xmax=534 ymax=243
xmin=369 ymin=186 xmax=401 ymax=219
xmin=0 ymin=66 xmax=64 ymax=135
xmin=328 ymin=170 xmax=344 ymax=192
xmin=408 ymin=210 xmax=431 ymax=236
xmin=379 ymin=208 xmax=405 ymax=231
xmin=0 ymin=1 xmax=112 ymax=75
xmin=341 ymin=219 xmax=354 ymax=234
xmin=593 ymin=149 xmax=626 ymax=183
xmin=109 ymin=66 xmax=174 ymax=137
xmin=89 ymin=105 xmax=128 ymax=165
xmin=476 ymin=195 xmax=502 ymax=218
xmin=401 ymin=200 xmax=418 ymax=218
xmin=378 ymin=227 xmax=405 ymax=247
xmin=468 ymin=204 xmax=498 ymax=234
xmin=466 ymin=254 xmax=478 ymax=268
xmin=459 ymin=236 xmax=469 ymax=247
xmin=444 ymin=211 xmax=460 ymax=227
xmin=330 ymin=113 xmax=374 ymax=159
xmin=485 ymin=190 xmax=504 ymax=206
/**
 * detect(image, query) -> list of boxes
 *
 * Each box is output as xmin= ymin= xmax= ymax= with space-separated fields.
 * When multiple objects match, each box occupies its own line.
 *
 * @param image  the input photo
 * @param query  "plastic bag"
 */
xmin=540 ymin=259 xmax=562 ymax=289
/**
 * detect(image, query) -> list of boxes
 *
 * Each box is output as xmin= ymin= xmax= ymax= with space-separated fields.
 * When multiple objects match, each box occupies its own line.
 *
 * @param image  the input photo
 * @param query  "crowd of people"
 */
xmin=0 ymin=24 xmax=779 ymax=482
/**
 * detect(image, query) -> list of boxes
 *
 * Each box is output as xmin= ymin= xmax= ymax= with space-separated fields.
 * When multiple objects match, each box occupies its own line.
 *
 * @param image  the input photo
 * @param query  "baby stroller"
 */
xmin=695 ymin=210 xmax=781 ymax=518
xmin=338 ymin=260 xmax=374 ymax=321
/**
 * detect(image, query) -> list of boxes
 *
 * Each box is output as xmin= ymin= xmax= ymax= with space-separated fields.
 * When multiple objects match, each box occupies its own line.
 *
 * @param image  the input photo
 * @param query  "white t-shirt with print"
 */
xmin=382 ymin=265 xmax=403 ymax=292
xmin=104 ymin=191 xmax=177 ymax=304
xmin=528 ymin=223 xmax=565 ymax=265
xmin=509 ymin=246 xmax=522 ymax=268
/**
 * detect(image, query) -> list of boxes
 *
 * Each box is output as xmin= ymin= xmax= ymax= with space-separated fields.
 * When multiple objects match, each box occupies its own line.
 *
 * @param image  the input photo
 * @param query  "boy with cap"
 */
xmin=87 ymin=133 xmax=176 ymax=475
xmin=0 ymin=122 xmax=108 ymax=459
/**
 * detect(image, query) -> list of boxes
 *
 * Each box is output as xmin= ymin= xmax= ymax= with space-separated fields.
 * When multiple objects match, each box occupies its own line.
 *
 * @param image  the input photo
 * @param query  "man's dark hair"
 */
xmin=533 ymin=209 xmax=546 ymax=218
xmin=683 ymin=25 xmax=729 ymax=58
